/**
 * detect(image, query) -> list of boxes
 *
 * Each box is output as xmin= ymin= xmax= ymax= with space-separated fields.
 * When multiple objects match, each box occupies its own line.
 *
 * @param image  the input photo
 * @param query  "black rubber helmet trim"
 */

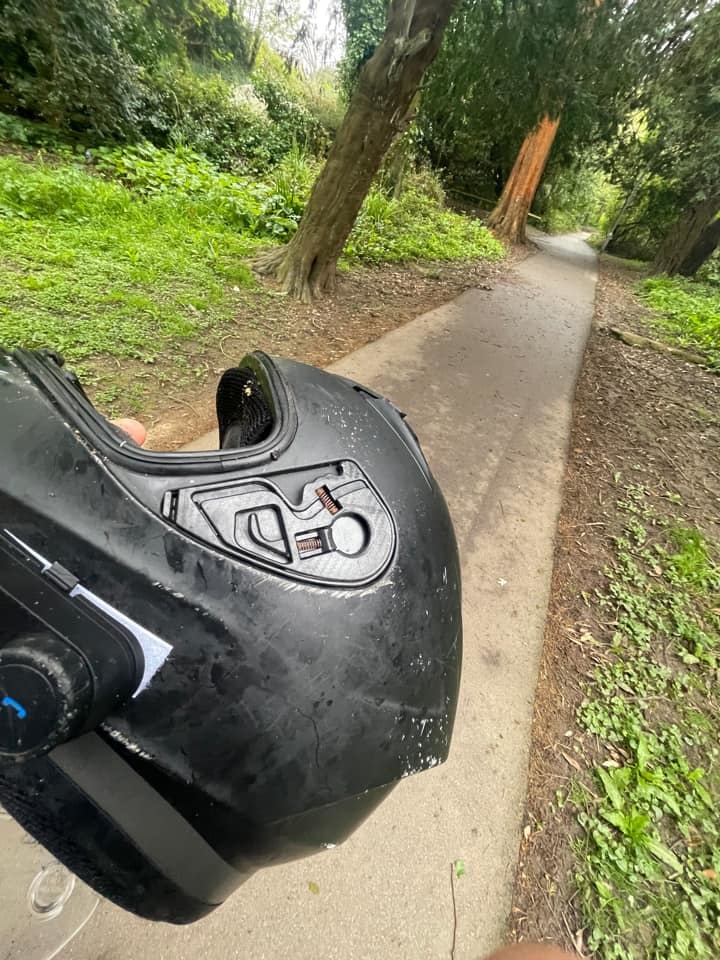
xmin=50 ymin=732 xmax=240 ymax=905
xmin=12 ymin=350 xmax=297 ymax=476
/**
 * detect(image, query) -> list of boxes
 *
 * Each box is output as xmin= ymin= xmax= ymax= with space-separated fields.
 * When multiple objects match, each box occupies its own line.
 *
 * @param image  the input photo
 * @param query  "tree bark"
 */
xmin=652 ymin=194 xmax=720 ymax=276
xmin=678 ymin=216 xmax=720 ymax=277
xmin=486 ymin=115 xmax=560 ymax=244
xmin=253 ymin=0 xmax=456 ymax=302
xmin=248 ymin=0 xmax=266 ymax=70
xmin=599 ymin=175 xmax=645 ymax=253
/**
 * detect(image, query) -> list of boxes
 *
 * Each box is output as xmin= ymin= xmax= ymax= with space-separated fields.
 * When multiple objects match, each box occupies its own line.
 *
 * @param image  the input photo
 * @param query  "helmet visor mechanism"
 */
xmin=0 ymin=348 xmax=462 ymax=924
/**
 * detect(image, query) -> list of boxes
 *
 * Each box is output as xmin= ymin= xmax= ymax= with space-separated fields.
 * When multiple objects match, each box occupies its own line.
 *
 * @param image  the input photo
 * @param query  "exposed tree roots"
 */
xmin=252 ymin=245 xmax=337 ymax=304
xmin=608 ymin=326 xmax=714 ymax=369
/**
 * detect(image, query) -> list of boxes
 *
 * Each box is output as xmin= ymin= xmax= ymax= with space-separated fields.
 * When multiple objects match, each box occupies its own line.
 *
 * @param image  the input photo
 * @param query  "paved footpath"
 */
xmin=64 ymin=232 xmax=597 ymax=960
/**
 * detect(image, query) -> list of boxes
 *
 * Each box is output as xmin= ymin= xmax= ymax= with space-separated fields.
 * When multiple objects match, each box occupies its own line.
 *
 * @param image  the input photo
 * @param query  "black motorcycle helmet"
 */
xmin=0 ymin=348 xmax=462 ymax=924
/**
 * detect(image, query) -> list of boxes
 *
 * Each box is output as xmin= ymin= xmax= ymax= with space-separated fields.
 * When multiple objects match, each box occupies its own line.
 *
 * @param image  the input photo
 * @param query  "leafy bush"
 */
xmin=0 ymin=112 xmax=72 ymax=152
xmin=136 ymin=63 xmax=278 ymax=170
xmin=348 ymin=187 xmax=505 ymax=263
xmin=0 ymin=2 xmax=336 ymax=171
xmin=639 ymin=276 xmax=720 ymax=366
xmin=0 ymin=0 xmax=143 ymax=138
xmin=95 ymin=142 xmax=316 ymax=239
xmin=251 ymin=71 xmax=331 ymax=158
xmin=697 ymin=249 xmax=720 ymax=288
xmin=402 ymin=166 xmax=446 ymax=207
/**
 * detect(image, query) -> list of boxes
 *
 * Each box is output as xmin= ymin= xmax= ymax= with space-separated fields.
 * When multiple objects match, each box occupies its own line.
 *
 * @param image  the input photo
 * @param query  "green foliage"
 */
xmin=0 ymin=0 xmax=335 ymax=170
xmin=536 ymin=162 xmax=615 ymax=234
xmin=600 ymin=171 xmax=682 ymax=261
xmin=697 ymin=251 xmax=720 ymax=288
xmin=0 ymin=112 xmax=72 ymax=152
xmin=94 ymin=141 xmax=317 ymax=238
xmin=639 ymin=277 xmax=720 ymax=367
xmin=572 ymin=486 xmax=720 ymax=960
xmin=250 ymin=70 xmax=331 ymax=158
xmin=125 ymin=0 xmax=251 ymax=66
xmin=0 ymin=147 xmax=504 ymax=399
xmin=348 ymin=185 xmax=504 ymax=264
xmin=0 ymin=0 xmax=142 ymax=138
xmin=602 ymin=3 xmax=720 ymax=259
xmin=420 ymin=0 xmax=652 ymax=199
xmin=0 ymin=154 xmax=256 ymax=374
xmin=338 ymin=0 xmax=388 ymax=98
xmin=136 ymin=63 xmax=271 ymax=169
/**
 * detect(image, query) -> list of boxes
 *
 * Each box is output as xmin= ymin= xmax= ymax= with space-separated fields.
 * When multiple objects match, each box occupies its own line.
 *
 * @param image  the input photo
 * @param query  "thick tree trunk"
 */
xmin=253 ymin=0 xmax=455 ymax=302
xmin=652 ymin=195 xmax=720 ymax=276
xmin=486 ymin=115 xmax=560 ymax=244
xmin=678 ymin=216 xmax=720 ymax=277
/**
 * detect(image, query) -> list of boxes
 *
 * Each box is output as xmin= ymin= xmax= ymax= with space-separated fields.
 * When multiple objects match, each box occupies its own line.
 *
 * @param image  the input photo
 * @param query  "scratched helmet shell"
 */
xmin=0 ymin=348 xmax=462 ymax=923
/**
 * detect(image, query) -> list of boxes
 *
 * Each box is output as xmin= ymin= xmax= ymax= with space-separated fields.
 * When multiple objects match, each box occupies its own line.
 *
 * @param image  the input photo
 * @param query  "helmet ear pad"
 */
xmin=216 ymin=367 xmax=274 ymax=450
xmin=0 ymin=758 xmax=213 ymax=923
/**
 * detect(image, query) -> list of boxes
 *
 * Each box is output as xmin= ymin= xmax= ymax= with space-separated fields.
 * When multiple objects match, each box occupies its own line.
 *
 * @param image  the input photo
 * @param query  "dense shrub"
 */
xmin=348 ymin=186 xmax=505 ymax=263
xmin=0 ymin=0 xmax=142 ymax=138
xmin=251 ymin=71 xmax=330 ymax=158
xmin=95 ymin=142 xmax=318 ymax=238
xmin=137 ymin=64 xmax=277 ymax=169
xmin=0 ymin=1 xmax=337 ymax=170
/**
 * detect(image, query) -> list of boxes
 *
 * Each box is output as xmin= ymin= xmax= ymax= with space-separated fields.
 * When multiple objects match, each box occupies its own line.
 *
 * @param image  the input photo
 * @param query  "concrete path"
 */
xmin=62 ymin=233 xmax=596 ymax=959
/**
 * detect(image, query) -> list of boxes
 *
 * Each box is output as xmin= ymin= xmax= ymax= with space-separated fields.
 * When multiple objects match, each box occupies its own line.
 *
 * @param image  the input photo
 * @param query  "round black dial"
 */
xmin=0 ymin=633 xmax=93 ymax=759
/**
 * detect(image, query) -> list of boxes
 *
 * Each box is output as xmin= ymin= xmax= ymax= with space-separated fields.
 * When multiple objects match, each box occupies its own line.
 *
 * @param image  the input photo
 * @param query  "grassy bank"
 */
xmin=0 ymin=145 xmax=503 ymax=408
xmin=639 ymin=276 xmax=720 ymax=367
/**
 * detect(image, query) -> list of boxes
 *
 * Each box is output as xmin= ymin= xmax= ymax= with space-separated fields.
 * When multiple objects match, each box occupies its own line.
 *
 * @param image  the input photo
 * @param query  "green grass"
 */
xmin=0 ymin=154 xmax=258 ymax=378
xmin=638 ymin=276 xmax=720 ymax=367
xmin=0 ymin=146 xmax=504 ymax=407
xmin=569 ymin=482 xmax=720 ymax=960
xmin=347 ymin=190 xmax=504 ymax=264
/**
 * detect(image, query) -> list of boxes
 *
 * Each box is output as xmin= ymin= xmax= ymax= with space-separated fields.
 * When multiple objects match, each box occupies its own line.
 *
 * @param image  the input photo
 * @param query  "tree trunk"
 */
xmin=678 ymin=216 xmax=720 ymax=277
xmin=652 ymin=195 xmax=720 ymax=276
xmin=486 ymin=115 xmax=560 ymax=244
xmin=248 ymin=0 xmax=266 ymax=70
xmin=599 ymin=175 xmax=644 ymax=253
xmin=253 ymin=0 xmax=456 ymax=302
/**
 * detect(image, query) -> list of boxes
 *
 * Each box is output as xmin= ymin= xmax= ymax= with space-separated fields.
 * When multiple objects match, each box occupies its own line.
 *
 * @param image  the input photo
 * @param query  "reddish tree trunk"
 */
xmin=487 ymin=115 xmax=560 ymax=244
xmin=254 ymin=0 xmax=456 ymax=302
xmin=653 ymin=195 xmax=720 ymax=276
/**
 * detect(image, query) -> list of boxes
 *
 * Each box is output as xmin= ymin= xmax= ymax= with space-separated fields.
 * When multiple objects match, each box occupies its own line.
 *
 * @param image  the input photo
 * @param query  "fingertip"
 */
xmin=112 ymin=418 xmax=147 ymax=446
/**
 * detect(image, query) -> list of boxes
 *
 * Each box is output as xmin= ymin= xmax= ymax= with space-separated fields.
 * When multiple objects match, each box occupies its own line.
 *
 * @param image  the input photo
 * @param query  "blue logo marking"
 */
xmin=1 ymin=696 xmax=27 ymax=719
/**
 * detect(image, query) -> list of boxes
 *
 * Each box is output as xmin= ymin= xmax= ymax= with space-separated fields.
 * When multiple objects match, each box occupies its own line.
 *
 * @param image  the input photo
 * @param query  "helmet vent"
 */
xmin=216 ymin=367 xmax=274 ymax=450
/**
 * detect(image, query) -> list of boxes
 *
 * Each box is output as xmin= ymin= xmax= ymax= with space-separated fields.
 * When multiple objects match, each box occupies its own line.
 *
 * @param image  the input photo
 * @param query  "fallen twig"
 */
xmin=450 ymin=863 xmax=458 ymax=960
